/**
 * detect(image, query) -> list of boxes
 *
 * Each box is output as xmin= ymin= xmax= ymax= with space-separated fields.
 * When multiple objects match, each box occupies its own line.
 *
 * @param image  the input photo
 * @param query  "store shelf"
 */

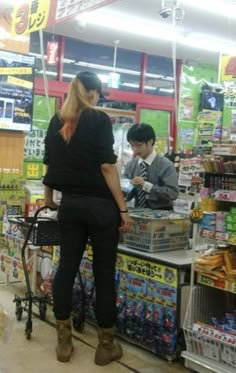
xmin=182 ymin=351 xmax=236 ymax=373
xmin=212 ymin=152 xmax=236 ymax=157
xmin=183 ymin=149 xmax=236 ymax=373
xmin=203 ymin=171 xmax=236 ymax=176
xmin=215 ymin=198 xmax=236 ymax=202
xmin=196 ymin=272 xmax=236 ymax=294
xmin=118 ymin=244 xmax=193 ymax=268
xmin=199 ymin=229 xmax=236 ymax=245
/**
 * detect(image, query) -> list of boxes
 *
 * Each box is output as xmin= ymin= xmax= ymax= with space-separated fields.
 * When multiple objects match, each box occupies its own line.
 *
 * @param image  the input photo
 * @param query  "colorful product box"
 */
xmin=216 ymin=211 xmax=227 ymax=233
xmin=226 ymin=222 xmax=236 ymax=233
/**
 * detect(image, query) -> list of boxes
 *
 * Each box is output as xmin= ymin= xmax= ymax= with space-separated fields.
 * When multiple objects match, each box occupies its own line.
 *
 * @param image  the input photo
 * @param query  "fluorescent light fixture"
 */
xmin=163 ymin=76 xmax=174 ymax=81
xmin=76 ymin=61 xmax=171 ymax=80
xmin=181 ymin=0 xmax=236 ymax=18
xmin=146 ymin=73 xmax=165 ymax=79
xmin=159 ymin=88 xmax=174 ymax=93
xmin=38 ymin=70 xmax=57 ymax=76
xmin=29 ymin=52 xmax=47 ymax=60
xmin=122 ymin=82 xmax=157 ymax=90
xmin=63 ymin=58 xmax=75 ymax=63
xmin=121 ymin=83 xmax=174 ymax=93
xmin=83 ymin=9 xmax=236 ymax=55
xmin=76 ymin=61 xmax=141 ymax=75
xmin=83 ymin=11 xmax=176 ymax=42
xmin=179 ymin=33 xmax=236 ymax=54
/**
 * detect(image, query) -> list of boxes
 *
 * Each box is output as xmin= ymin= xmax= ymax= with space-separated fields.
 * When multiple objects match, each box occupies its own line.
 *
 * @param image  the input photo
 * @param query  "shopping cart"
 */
xmin=10 ymin=206 xmax=60 ymax=339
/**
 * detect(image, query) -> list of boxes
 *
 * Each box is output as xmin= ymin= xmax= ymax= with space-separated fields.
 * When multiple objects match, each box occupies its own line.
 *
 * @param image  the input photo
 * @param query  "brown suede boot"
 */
xmin=95 ymin=327 xmax=123 ymax=366
xmin=56 ymin=319 xmax=73 ymax=362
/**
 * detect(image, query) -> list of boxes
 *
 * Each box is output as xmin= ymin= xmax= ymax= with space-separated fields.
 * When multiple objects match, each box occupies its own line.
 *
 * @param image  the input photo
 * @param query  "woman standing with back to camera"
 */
xmin=43 ymin=71 xmax=132 ymax=365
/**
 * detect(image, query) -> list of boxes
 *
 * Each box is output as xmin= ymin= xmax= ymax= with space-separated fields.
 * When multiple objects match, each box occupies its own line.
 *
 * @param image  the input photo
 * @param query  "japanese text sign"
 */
xmin=12 ymin=0 xmax=118 ymax=35
xmin=117 ymin=254 xmax=178 ymax=288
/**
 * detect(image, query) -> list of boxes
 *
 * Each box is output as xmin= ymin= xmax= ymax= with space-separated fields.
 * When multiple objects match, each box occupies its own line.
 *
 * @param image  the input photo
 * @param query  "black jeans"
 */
xmin=53 ymin=193 xmax=120 ymax=328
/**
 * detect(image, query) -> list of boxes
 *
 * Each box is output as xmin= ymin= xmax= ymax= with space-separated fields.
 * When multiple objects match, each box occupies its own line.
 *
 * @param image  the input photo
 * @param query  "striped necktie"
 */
xmin=137 ymin=161 xmax=148 ymax=208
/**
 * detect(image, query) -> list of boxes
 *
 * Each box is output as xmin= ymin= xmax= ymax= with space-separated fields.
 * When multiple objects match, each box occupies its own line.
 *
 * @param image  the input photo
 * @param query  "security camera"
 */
xmin=159 ymin=7 xmax=172 ymax=18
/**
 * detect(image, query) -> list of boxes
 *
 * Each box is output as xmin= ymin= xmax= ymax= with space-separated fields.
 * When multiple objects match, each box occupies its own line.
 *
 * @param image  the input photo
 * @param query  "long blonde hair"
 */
xmin=59 ymin=78 xmax=92 ymax=142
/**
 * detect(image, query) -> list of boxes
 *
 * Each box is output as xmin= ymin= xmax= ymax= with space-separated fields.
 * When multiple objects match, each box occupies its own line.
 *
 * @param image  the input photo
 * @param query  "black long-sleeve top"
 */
xmin=43 ymin=108 xmax=117 ymax=199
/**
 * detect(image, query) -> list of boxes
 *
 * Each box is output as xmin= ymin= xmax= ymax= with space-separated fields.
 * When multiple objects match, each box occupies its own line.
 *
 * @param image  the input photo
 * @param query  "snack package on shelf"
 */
xmin=194 ymin=246 xmax=236 ymax=280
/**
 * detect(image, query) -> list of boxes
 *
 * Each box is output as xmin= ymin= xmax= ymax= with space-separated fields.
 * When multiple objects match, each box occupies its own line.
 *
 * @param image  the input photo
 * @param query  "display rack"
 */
xmin=182 ymin=144 xmax=236 ymax=373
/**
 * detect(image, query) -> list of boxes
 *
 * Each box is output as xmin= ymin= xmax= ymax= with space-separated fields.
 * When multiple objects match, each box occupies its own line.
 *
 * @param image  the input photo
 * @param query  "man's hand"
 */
xmin=132 ymin=176 xmax=145 ymax=186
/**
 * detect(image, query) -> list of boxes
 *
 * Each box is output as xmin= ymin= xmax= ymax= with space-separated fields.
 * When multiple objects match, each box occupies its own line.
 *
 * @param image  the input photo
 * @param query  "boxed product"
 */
xmin=216 ymin=211 xmax=227 ymax=233
xmin=199 ymin=212 xmax=216 ymax=231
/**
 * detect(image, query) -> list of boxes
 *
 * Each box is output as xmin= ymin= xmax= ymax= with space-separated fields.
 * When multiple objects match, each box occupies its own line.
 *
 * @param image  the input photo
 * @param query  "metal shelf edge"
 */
xmin=182 ymin=351 xmax=236 ymax=373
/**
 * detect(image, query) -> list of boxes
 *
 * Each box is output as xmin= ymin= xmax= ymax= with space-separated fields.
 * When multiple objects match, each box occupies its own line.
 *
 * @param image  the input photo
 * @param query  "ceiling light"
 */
xmin=180 ymin=33 xmax=236 ymax=54
xmin=76 ymin=61 xmax=172 ymax=80
xmin=159 ymin=88 xmax=175 ymax=93
xmin=38 ymin=71 xmax=57 ymax=76
xmin=181 ymin=0 xmax=236 ymax=18
xmin=164 ymin=76 xmax=174 ymax=81
xmin=121 ymin=83 xmax=157 ymax=90
xmin=76 ymin=61 xmax=141 ymax=75
xmin=86 ymin=11 xmax=176 ymax=42
xmin=84 ymin=9 xmax=236 ymax=55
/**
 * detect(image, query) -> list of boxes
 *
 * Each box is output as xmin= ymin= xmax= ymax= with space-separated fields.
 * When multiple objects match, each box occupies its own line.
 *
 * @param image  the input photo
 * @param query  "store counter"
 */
xmin=118 ymin=244 xmax=193 ymax=268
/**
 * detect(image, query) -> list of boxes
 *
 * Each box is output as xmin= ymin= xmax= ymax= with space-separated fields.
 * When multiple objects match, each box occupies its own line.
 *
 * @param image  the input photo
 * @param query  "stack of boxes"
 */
xmin=199 ymin=209 xmax=236 ymax=242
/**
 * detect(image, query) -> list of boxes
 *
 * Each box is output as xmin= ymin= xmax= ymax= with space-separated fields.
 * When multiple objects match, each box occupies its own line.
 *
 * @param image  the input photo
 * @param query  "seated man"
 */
xmin=123 ymin=123 xmax=178 ymax=210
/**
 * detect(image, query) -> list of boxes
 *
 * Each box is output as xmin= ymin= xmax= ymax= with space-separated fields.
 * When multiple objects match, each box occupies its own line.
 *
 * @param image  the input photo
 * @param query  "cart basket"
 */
xmin=10 ymin=207 xmax=61 ymax=246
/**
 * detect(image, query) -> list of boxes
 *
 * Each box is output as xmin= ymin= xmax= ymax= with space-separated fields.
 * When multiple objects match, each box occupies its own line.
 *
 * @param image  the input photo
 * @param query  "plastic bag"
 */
xmin=0 ymin=303 xmax=12 ymax=343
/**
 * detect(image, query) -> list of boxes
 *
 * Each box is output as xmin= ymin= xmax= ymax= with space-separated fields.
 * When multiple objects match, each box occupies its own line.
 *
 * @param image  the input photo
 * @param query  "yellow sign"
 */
xmin=7 ymin=76 xmax=33 ymax=89
xmin=12 ymin=1 xmax=50 ymax=35
xmin=26 ymin=163 xmax=40 ymax=178
xmin=220 ymin=55 xmax=236 ymax=81
xmin=117 ymin=253 xmax=177 ymax=287
xmin=11 ymin=0 xmax=119 ymax=36
xmin=0 ymin=67 xmax=32 ymax=75
xmin=154 ymin=139 xmax=168 ymax=155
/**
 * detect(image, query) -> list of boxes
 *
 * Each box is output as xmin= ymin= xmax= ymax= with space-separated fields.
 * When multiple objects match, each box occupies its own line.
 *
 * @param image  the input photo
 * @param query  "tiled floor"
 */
xmin=0 ymin=277 xmax=191 ymax=373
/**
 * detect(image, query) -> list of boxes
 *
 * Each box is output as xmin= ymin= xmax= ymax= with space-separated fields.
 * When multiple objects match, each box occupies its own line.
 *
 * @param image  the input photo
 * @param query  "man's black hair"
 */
xmin=127 ymin=123 xmax=156 ymax=145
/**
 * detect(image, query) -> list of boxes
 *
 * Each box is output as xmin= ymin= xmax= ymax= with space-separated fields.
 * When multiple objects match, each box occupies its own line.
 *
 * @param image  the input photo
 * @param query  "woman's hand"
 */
xmin=44 ymin=199 xmax=58 ymax=210
xmin=119 ymin=212 xmax=133 ymax=233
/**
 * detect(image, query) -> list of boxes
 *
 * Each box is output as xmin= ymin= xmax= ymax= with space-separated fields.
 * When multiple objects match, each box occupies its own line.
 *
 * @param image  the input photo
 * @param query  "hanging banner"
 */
xmin=220 ymin=55 xmax=236 ymax=81
xmin=12 ymin=0 xmax=118 ymax=35
xmin=47 ymin=41 xmax=59 ymax=65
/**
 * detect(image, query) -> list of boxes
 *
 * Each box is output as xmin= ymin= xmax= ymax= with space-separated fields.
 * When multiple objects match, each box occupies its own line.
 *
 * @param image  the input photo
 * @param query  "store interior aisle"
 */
xmin=0 ymin=280 xmax=191 ymax=373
